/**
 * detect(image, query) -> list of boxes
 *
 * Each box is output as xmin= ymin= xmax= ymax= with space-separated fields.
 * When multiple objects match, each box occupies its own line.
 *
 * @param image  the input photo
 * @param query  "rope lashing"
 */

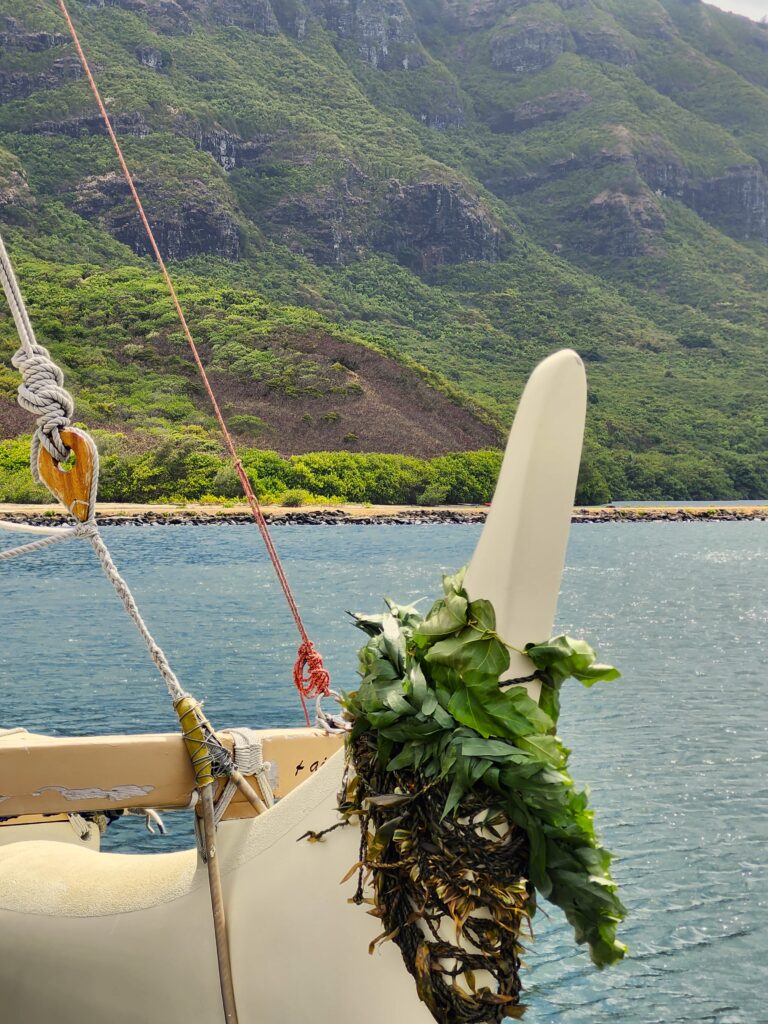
xmin=54 ymin=0 xmax=331 ymax=726
xmin=11 ymin=344 xmax=73 ymax=470
xmin=175 ymin=696 xmax=236 ymax=789
xmin=213 ymin=729 xmax=275 ymax=826
xmin=0 ymin=234 xmax=73 ymax=471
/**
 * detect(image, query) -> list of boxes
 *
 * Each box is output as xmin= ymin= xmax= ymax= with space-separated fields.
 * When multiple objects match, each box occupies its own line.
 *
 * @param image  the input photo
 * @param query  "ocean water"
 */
xmin=1 ymin=522 xmax=767 ymax=1024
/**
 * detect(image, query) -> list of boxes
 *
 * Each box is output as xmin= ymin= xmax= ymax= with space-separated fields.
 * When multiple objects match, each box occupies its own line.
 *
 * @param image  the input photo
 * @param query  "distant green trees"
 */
xmin=2 ymin=432 xmax=766 ymax=506
xmin=0 ymin=432 xmax=503 ymax=506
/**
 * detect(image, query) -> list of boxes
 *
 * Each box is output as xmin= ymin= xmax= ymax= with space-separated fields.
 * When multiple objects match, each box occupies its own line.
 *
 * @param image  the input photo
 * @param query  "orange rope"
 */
xmin=55 ymin=0 xmax=330 ymax=724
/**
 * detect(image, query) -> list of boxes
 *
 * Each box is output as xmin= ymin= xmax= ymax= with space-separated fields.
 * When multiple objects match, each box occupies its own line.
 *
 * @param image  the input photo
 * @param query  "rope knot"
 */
xmin=293 ymin=639 xmax=331 ymax=701
xmin=73 ymin=520 xmax=98 ymax=538
xmin=11 ymin=343 xmax=74 ymax=469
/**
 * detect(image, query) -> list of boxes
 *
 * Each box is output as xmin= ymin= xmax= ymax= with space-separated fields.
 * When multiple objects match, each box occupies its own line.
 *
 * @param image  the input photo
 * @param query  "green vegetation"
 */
xmin=0 ymin=430 xmax=502 ymax=504
xmin=5 ymin=427 xmax=763 ymax=504
xmin=1 ymin=0 xmax=767 ymax=501
xmin=344 ymin=568 xmax=625 ymax=973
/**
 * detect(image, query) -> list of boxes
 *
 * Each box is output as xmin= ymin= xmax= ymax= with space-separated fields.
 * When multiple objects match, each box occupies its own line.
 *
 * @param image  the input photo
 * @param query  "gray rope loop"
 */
xmin=11 ymin=343 xmax=74 ymax=468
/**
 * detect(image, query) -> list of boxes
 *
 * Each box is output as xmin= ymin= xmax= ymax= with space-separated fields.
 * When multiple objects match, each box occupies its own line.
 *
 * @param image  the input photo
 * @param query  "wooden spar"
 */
xmin=0 ymin=728 xmax=343 ymax=821
xmin=174 ymin=697 xmax=241 ymax=1024
xmin=200 ymin=783 xmax=240 ymax=1024
xmin=229 ymin=769 xmax=269 ymax=814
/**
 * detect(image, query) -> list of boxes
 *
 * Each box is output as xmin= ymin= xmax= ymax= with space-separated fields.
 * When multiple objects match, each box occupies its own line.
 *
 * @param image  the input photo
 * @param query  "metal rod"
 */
xmin=200 ymin=784 xmax=240 ymax=1024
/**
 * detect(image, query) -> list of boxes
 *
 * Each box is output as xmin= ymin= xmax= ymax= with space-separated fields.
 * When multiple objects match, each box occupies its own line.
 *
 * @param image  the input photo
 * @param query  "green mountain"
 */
xmin=1 ymin=0 xmax=767 ymax=502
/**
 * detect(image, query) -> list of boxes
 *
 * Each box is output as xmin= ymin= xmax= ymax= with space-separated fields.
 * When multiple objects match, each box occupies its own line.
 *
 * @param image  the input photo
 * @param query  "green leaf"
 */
xmin=458 ymin=735 xmax=532 ymax=762
xmin=468 ymin=598 xmax=496 ymax=633
xmin=448 ymin=684 xmax=506 ymax=739
xmin=442 ymin=566 xmax=467 ymax=597
xmin=426 ymin=629 xmax=510 ymax=680
xmin=409 ymin=664 xmax=428 ymax=707
xmin=421 ymin=691 xmax=438 ymax=716
xmin=516 ymin=733 xmax=569 ymax=769
xmin=414 ymin=591 xmax=468 ymax=639
xmin=525 ymin=635 xmax=620 ymax=688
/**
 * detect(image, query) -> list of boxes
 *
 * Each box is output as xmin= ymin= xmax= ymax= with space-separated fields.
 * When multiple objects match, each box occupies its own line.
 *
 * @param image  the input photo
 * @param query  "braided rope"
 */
xmin=86 ymin=523 xmax=186 ymax=705
xmin=0 ymin=522 xmax=87 ymax=560
xmin=0 ymin=235 xmax=73 ymax=471
xmin=12 ymin=344 xmax=73 ymax=470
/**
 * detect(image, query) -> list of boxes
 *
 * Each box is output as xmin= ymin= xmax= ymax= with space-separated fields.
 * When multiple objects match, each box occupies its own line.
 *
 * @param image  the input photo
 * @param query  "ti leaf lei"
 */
xmin=344 ymin=566 xmax=627 ymax=968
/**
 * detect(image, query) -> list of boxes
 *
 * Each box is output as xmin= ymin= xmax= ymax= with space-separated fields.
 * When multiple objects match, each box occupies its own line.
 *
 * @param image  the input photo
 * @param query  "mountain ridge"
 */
xmin=1 ymin=0 xmax=767 ymax=501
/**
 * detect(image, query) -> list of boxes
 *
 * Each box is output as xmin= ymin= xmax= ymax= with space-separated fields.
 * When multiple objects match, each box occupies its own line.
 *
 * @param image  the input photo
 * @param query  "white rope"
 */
xmin=315 ymin=692 xmax=350 ymax=734
xmin=67 ymin=813 xmax=92 ymax=841
xmin=0 ymin=234 xmax=73 ymax=469
xmin=85 ymin=525 xmax=186 ymax=704
xmin=0 ymin=233 xmax=186 ymax=707
xmin=0 ymin=524 xmax=84 ymax=559
xmin=0 ymin=234 xmax=37 ymax=358
xmin=213 ymin=729 xmax=275 ymax=826
xmin=0 ymin=521 xmax=75 ymax=535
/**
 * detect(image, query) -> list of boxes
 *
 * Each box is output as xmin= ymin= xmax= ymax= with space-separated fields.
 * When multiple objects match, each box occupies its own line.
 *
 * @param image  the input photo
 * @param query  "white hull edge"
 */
xmin=0 ymin=749 xmax=434 ymax=1023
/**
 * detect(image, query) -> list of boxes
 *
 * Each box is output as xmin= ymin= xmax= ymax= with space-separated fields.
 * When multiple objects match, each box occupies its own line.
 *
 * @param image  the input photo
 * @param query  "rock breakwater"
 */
xmin=1 ymin=506 xmax=766 ymax=527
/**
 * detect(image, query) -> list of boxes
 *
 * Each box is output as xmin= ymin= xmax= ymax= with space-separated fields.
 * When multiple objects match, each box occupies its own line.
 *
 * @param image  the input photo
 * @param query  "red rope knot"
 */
xmin=294 ymin=639 xmax=331 ymax=700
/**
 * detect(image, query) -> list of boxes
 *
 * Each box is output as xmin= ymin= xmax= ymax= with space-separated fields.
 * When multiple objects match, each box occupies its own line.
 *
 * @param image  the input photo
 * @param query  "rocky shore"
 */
xmin=1 ymin=504 xmax=766 ymax=527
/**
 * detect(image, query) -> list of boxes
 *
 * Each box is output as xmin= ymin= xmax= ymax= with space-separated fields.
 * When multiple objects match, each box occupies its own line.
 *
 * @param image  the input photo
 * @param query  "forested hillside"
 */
xmin=1 ymin=0 xmax=767 ymax=502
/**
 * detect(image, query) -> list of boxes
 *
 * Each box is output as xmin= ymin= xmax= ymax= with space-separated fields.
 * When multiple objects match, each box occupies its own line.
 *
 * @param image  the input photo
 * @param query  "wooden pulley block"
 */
xmin=37 ymin=427 xmax=98 ymax=523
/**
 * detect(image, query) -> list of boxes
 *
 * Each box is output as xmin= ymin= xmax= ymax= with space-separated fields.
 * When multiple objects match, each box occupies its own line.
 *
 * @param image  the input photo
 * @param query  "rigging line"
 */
xmin=55 ymin=0 xmax=330 ymax=724
xmin=0 ymin=234 xmax=38 ymax=357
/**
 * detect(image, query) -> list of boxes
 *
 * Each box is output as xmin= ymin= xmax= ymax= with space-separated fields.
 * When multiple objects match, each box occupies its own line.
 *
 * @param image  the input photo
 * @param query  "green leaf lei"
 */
xmin=344 ymin=567 xmax=627 ymax=968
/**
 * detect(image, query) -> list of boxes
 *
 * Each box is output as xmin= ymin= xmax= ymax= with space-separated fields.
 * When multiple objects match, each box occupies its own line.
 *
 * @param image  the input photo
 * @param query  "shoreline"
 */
xmin=1 ymin=502 xmax=766 ymax=526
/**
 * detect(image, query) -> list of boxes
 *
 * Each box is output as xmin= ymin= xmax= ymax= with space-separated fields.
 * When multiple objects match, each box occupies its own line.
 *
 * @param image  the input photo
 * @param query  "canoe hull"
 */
xmin=0 ymin=750 xmax=435 ymax=1023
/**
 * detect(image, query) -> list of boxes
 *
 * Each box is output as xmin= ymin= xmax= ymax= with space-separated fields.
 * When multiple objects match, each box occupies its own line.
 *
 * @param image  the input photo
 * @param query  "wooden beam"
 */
xmin=0 ymin=728 xmax=344 ymax=820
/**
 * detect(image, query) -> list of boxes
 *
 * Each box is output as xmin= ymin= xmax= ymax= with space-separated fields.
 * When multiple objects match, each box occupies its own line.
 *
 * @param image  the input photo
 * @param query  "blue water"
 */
xmin=1 ymin=523 xmax=767 ymax=1023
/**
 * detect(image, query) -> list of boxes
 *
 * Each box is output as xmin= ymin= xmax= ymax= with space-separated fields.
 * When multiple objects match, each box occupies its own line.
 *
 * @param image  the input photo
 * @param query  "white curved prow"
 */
xmin=465 ymin=349 xmax=586 ymax=696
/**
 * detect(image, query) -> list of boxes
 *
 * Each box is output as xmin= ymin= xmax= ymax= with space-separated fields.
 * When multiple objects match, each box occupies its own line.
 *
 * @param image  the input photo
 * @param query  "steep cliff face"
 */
xmin=191 ymin=0 xmax=280 ymax=34
xmin=639 ymin=155 xmax=768 ymax=244
xmin=375 ymin=180 xmax=501 ymax=270
xmin=79 ymin=0 xmax=193 ymax=34
xmin=683 ymin=166 xmax=768 ymax=244
xmin=22 ymin=113 xmax=151 ymax=139
xmin=584 ymin=188 xmax=665 ymax=256
xmin=570 ymin=25 xmax=636 ymax=65
xmin=0 ymin=16 xmax=68 ymax=52
xmin=73 ymin=173 xmax=243 ymax=259
xmin=309 ymin=0 xmax=427 ymax=68
xmin=490 ymin=88 xmax=592 ymax=133
xmin=264 ymin=167 xmax=500 ymax=267
xmin=81 ymin=0 xmax=282 ymax=33
xmin=0 ymin=57 xmax=83 ymax=102
xmin=490 ymin=19 xmax=570 ymax=73
xmin=488 ymin=11 xmax=635 ymax=73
